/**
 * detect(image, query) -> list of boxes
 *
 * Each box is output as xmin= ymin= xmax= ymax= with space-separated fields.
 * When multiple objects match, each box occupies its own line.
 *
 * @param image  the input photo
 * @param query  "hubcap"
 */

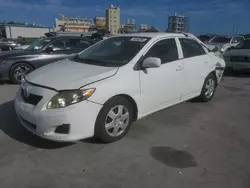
xmin=14 ymin=66 xmax=31 ymax=82
xmin=105 ymin=105 xmax=130 ymax=137
xmin=205 ymin=78 xmax=215 ymax=98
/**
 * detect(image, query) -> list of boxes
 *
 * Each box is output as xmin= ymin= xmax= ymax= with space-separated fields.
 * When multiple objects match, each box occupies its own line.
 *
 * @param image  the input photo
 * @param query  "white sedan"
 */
xmin=15 ymin=32 xmax=225 ymax=143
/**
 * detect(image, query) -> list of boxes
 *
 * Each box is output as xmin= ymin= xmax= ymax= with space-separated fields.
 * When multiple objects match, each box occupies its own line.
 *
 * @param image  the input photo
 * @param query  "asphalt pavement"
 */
xmin=0 ymin=75 xmax=250 ymax=188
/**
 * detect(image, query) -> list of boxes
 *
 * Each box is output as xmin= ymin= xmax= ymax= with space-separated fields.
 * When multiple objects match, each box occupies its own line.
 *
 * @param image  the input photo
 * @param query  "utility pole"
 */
xmin=236 ymin=23 xmax=239 ymax=35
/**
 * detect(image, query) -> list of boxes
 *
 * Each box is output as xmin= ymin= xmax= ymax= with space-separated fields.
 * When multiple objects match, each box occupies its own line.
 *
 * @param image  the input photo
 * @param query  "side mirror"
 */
xmin=45 ymin=46 xmax=54 ymax=53
xmin=142 ymin=57 xmax=161 ymax=68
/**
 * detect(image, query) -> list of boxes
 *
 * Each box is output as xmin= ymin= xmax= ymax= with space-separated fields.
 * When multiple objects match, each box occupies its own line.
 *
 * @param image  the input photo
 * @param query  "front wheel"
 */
xmin=10 ymin=63 xmax=34 ymax=84
xmin=198 ymin=74 xmax=217 ymax=102
xmin=94 ymin=96 xmax=134 ymax=143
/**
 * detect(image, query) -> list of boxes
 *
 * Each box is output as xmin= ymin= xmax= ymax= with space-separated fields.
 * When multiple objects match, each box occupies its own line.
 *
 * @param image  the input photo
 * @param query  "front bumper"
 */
xmin=14 ymin=84 xmax=103 ymax=142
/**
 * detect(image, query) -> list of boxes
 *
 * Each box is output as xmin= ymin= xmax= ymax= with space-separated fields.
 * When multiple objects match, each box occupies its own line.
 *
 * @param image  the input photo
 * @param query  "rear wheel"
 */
xmin=10 ymin=63 xmax=33 ymax=84
xmin=94 ymin=96 xmax=134 ymax=143
xmin=198 ymin=74 xmax=217 ymax=102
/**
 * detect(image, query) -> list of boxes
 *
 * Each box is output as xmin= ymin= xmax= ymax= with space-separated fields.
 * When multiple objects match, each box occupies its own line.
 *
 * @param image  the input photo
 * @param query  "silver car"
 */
xmin=223 ymin=39 xmax=250 ymax=72
xmin=205 ymin=35 xmax=245 ymax=53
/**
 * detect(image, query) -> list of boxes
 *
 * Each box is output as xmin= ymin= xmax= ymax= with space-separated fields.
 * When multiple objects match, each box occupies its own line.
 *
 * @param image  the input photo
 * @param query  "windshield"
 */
xmin=25 ymin=39 xmax=51 ymax=51
xmin=73 ymin=36 xmax=150 ymax=67
xmin=209 ymin=36 xmax=231 ymax=43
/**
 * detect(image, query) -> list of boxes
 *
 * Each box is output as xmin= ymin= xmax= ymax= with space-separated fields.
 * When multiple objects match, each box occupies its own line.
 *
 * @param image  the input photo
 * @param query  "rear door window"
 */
xmin=51 ymin=39 xmax=71 ymax=50
xmin=179 ymin=38 xmax=206 ymax=58
xmin=70 ymin=39 xmax=91 ymax=50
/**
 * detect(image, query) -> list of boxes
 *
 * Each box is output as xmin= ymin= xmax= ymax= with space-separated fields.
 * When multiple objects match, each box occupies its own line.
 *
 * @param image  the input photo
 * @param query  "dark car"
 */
xmin=0 ymin=36 xmax=96 ymax=84
xmin=223 ymin=39 xmax=250 ymax=72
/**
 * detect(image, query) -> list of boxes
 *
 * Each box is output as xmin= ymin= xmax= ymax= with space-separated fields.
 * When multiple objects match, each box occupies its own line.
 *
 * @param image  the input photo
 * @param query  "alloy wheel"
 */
xmin=105 ymin=105 xmax=130 ymax=137
xmin=14 ymin=65 xmax=31 ymax=82
xmin=205 ymin=78 xmax=215 ymax=98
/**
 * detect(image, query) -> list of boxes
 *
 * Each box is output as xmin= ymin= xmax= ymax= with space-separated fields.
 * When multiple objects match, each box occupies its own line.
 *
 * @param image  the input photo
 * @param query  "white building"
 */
xmin=0 ymin=23 xmax=52 ymax=39
xmin=54 ymin=14 xmax=92 ymax=32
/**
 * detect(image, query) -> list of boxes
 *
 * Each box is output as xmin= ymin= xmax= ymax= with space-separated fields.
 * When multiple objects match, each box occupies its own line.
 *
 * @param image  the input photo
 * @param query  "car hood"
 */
xmin=25 ymin=59 xmax=119 ymax=90
xmin=0 ymin=50 xmax=38 ymax=60
xmin=224 ymin=49 xmax=250 ymax=57
xmin=205 ymin=43 xmax=227 ymax=49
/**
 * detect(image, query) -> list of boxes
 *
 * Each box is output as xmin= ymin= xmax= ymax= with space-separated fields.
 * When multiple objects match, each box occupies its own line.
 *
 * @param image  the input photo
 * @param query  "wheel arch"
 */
xmin=208 ymin=70 xmax=218 ymax=85
xmin=103 ymin=94 xmax=139 ymax=121
xmin=9 ymin=61 xmax=35 ymax=82
xmin=9 ymin=61 xmax=35 ymax=74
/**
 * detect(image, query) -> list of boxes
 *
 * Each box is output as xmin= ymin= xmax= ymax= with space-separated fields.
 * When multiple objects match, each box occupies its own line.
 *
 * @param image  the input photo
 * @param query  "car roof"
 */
xmin=117 ymin=32 xmax=188 ymax=39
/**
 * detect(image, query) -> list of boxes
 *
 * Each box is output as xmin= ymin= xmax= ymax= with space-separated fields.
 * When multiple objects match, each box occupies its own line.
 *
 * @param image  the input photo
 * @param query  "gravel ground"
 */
xmin=0 ymin=75 xmax=250 ymax=188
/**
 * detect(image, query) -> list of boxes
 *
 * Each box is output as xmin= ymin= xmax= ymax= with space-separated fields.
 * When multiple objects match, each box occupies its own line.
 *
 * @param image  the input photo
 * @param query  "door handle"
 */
xmin=176 ymin=66 xmax=184 ymax=71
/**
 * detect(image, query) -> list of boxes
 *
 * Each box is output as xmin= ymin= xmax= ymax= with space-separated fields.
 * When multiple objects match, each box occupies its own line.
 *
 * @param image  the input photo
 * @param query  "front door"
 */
xmin=139 ymin=38 xmax=184 ymax=115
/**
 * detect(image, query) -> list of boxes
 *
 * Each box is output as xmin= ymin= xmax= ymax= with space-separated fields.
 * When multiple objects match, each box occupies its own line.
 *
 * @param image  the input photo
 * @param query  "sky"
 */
xmin=0 ymin=0 xmax=249 ymax=35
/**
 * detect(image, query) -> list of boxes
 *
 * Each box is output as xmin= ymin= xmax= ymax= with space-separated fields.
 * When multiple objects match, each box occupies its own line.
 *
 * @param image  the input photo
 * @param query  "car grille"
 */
xmin=21 ymin=88 xmax=43 ymax=106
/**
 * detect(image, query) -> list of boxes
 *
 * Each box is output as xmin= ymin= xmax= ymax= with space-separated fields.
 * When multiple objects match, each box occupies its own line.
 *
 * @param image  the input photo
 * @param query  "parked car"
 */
xmin=0 ymin=38 xmax=22 ymax=51
xmin=205 ymin=35 xmax=245 ymax=53
xmin=0 ymin=36 xmax=97 ymax=84
xmin=223 ymin=39 xmax=250 ymax=72
xmin=14 ymin=44 xmax=30 ymax=50
xmin=198 ymin=35 xmax=216 ymax=43
xmin=15 ymin=32 xmax=225 ymax=143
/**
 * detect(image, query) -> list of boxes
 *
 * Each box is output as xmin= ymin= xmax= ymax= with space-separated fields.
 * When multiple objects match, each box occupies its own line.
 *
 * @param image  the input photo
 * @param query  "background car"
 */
xmin=13 ymin=44 xmax=30 ymax=50
xmin=0 ymin=38 xmax=21 ymax=51
xmin=205 ymin=35 xmax=245 ymax=53
xmin=0 ymin=35 xmax=97 ymax=84
xmin=197 ymin=34 xmax=216 ymax=43
xmin=223 ymin=39 xmax=250 ymax=73
xmin=15 ymin=32 xmax=225 ymax=143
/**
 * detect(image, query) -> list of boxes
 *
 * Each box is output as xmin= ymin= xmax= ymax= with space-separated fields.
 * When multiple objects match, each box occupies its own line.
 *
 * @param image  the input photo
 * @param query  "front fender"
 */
xmin=85 ymin=68 xmax=141 ymax=109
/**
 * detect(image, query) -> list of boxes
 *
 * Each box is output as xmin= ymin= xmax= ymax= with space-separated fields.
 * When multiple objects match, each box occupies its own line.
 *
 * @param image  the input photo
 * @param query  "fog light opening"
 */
xmin=54 ymin=124 xmax=70 ymax=134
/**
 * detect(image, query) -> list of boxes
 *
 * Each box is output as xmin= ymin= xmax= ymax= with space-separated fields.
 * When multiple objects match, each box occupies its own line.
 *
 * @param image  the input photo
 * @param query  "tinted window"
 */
xmin=231 ymin=37 xmax=244 ymax=44
xmin=70 ymin=39 xmax=91 ymax=49
xmin=144 ymin=38 xmax=179 ymax=64
xmin=179 ymin=38 xmax=206 ymax=58
xmin=51 ymin=39 xmax=70 ymax=50
xmin=25 ymin=39 xmax=51 ymax=51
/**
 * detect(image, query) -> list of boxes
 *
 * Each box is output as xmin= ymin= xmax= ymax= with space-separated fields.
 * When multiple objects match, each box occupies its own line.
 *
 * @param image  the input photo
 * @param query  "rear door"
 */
xmin=177 ymin=38 xmax=211 ymax=99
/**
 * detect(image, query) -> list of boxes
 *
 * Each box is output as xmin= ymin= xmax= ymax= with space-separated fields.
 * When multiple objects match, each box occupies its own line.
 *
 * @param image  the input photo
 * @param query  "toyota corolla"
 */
xmin=15 ymin=33 xmax=225 ymax=143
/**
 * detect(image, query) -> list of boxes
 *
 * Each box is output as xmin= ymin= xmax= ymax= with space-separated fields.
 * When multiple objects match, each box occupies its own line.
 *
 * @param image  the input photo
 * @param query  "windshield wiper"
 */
xmin=72 ymin=55 xmax=123 ymax=67
xmin=72 ymin=56 xmax=109 ymax=66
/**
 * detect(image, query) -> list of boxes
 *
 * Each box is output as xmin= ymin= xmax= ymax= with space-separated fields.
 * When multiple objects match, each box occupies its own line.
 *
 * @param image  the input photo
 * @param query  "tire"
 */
xmin=10 ymin=63 xmax=34 ymax=84
xmin=198 ymin=73 xmax=217 ymax=102
xmin=94 ymin=96 xmax=134 ymax=143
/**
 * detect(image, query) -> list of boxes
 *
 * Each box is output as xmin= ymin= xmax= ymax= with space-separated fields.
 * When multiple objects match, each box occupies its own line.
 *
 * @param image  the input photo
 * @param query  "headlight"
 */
xmin=47 ymin=88 xmax=95 ymax=109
